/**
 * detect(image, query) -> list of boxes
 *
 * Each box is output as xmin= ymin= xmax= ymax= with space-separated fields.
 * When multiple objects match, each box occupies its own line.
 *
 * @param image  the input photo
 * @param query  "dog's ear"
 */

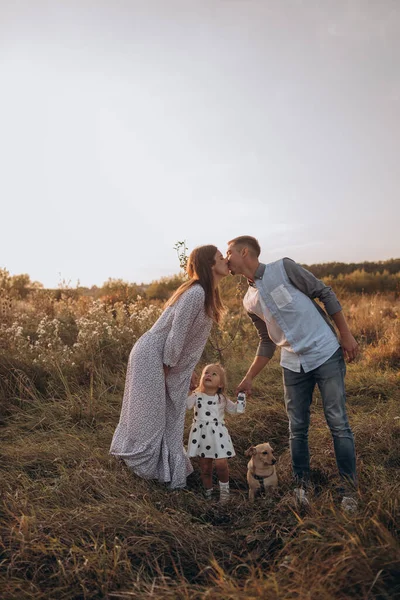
xmin=245 ymin=446 xmax=256 ymax=457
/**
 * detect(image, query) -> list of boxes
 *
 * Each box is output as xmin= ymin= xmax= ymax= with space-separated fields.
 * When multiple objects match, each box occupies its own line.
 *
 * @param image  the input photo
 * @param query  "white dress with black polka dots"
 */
xmin=186 ymin=392 xmax=238 ymax=459
xmin=110 ymin=284 xmax=213 ymax=489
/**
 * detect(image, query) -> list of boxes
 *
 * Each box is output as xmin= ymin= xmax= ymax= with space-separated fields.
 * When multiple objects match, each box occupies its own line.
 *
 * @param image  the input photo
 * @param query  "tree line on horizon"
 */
xmin=303 ymin=258 xmax=400 ymax=278
xmin=1 ymin=258 xmax=399 ymax=301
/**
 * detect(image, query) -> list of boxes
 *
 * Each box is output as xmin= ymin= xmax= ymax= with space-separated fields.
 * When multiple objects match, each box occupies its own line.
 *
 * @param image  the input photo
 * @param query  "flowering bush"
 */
xmin=0 ymin=296 xmax=162 ymax=378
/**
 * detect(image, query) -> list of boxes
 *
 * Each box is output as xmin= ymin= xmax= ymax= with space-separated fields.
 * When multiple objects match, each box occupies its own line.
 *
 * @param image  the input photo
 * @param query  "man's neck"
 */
xmin=243 ymin=260 xmax=260 ymax=282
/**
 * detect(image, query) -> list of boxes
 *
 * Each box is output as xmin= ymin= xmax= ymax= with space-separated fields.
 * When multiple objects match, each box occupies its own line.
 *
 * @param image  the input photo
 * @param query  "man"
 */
xmin=226 ymin=236 xmax=358 ymax=511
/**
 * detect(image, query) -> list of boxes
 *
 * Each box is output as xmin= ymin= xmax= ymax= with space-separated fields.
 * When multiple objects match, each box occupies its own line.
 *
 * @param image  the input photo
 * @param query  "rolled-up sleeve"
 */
xmin=283 ymin=258 xmax=342 ymax=315
xmin=248 ymin=312 xmax=277 ymax=358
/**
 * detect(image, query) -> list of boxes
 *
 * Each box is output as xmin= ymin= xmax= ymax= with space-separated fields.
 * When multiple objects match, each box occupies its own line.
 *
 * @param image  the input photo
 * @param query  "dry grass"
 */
xmin=1 ymin=292 xmax=400 ymax=599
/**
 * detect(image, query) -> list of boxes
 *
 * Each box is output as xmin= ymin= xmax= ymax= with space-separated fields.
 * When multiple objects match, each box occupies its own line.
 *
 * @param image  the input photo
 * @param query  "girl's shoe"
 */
xmin=219 ymin=481 xmax=230 ymax=504
xmin=204 ymin=488 xmax=213 ymax=500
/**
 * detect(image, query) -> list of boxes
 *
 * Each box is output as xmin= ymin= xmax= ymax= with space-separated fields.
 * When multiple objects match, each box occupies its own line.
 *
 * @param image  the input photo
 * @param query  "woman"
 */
xmin=110 ymin=245 xmax=229 ymax=489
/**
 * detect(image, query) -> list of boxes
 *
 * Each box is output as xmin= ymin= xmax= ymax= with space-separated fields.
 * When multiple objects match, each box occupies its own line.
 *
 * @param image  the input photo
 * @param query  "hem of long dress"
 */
xmin=109 ymin=448 xmax=170 ymax=482
xmin=166 ymin=452 xmax=193 ymax=489
xmin=110 ymin=449 xmax=193 ymax=488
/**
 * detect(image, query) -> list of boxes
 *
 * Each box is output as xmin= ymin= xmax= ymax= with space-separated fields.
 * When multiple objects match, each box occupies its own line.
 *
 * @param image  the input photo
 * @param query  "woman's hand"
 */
xmin=189 ymin=371 xmax=199 ymax=391
xmin=163 ymin=364 xmax=171 ymax=377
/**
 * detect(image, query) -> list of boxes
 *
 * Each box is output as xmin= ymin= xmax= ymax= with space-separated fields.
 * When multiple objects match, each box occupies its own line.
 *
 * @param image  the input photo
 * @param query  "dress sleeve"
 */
xmin=186 ymin=393 xmax=197 ymax=410
xmin=163 ymin=284 xmax=206 ymax=368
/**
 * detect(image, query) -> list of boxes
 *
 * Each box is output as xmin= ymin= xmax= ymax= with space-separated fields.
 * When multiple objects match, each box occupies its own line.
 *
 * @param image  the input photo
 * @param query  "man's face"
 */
xmin=226 ymin=243 xmax=245 ymax=275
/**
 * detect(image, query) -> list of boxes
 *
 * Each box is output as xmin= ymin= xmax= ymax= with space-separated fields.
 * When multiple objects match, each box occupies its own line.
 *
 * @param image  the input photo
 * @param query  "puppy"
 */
xmin=245 ymin=443 xmax=278 ymax=502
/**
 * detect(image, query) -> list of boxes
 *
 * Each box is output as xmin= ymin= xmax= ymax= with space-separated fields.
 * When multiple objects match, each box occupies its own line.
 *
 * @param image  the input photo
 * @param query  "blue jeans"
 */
xmin=283 ymin=348 xmax=357 ymax=490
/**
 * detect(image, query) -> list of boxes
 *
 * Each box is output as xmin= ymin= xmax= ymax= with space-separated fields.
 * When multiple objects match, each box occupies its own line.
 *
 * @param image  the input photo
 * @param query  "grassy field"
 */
xmin=1 ymin=286 xmax=399 ymax=599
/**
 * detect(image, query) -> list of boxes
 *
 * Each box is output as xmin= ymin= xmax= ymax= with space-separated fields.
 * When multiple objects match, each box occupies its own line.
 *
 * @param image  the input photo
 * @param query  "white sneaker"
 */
xmin=219 ymin=489 xmax=230 ymax=504
xmin=219 ymin=482 xmax=230 ymax=504
xmin=341 ymin=496 xmax=358 ymax=513
xmin=294 ymin=487 xmax=310 ymax=507
xmin=204 ymin=488 xmax=213 ymax=501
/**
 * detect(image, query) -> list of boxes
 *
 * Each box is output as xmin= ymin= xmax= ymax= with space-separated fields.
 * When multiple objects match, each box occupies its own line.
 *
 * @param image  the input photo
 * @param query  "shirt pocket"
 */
xmin=271 ymin=284 xmax=293 ymax=309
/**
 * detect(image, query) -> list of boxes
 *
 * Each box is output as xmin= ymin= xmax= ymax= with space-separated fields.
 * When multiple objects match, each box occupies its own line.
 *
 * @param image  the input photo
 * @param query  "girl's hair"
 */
xmin=166 ymin=245 xmax=224 ymax=323
xmin=199 ymin=363 xmax=227 ymax=395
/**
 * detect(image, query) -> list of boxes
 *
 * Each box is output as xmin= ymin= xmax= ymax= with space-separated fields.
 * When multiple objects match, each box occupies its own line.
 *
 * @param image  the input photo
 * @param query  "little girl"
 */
xmin=186 ymin=363 xmax=242 ymax=502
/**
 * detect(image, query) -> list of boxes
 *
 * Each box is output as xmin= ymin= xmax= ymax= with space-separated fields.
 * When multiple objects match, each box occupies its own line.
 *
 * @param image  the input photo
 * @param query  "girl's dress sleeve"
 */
xmin=163 ymin=285 xmax=206 ymax=368
xmin=225 ymin=398 xmax=238 ymax=414
xmin=186 ymin=393 xmax=197 ymax=410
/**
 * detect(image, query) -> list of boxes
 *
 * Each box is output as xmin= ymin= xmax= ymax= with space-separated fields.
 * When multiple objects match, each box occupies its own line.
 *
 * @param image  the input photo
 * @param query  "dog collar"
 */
xmin=252 ymin=472 xmax=267 ymax=482
xmin=252 ymin=468 xmax=274 ymax=481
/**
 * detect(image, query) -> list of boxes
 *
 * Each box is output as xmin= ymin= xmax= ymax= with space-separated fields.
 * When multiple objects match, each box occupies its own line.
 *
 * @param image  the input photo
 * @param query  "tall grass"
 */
xmin=1 ymin=290 xmax=399 ymax=599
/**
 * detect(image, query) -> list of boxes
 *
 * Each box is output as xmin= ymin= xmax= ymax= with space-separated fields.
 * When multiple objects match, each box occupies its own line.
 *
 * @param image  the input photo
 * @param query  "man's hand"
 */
xmin=340 ymin=332 xmax=359 ymax=362
xmin=235 ymin=356 xmax=270 ymax=396
xmin=331 ymin=310 xmax=359 ymax=362
xmin=236 ymin=376 xmax=253 ymax=396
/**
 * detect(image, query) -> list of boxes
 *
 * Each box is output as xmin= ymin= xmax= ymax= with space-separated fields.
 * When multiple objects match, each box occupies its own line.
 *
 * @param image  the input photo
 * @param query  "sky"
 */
xmin=1 ymin=0 xmax=399 ymax=288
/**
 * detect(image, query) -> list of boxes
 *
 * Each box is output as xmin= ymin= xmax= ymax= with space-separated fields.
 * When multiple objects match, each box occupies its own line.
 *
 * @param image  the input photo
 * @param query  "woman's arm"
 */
xmin=189 ymin=371 xmax=199 ymax=391
xmin=163 ymin=285 xmax=206 ymax=368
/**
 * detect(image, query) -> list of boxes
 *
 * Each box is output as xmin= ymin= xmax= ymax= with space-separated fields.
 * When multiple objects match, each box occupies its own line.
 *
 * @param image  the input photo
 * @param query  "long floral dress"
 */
xmin=110 ymin=284 xmax=213 ymax=489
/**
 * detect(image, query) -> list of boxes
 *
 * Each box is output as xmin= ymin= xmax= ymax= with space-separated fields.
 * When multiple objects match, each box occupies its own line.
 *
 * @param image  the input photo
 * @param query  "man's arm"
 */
xmin=236 ymin=312 xmax=276 ymax=395
xmin=283 ymin=258 xmax=359 ymax=361
xmin=283 ymin=257 xmax=342 ymax=314
xmin=236 ymin=355 xmax=271 ymax=396
xmin=330 ymin=310 xmax=358 ymax=361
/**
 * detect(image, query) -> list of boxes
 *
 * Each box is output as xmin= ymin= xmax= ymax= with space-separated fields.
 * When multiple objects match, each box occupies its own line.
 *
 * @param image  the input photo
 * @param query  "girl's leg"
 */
xmin=215 ymin=459 xmax=230 ymax=503
xmin=199 ymin=457 xmax=213 ymax=490
xmin=215 ymin=458 xmax=229 ymax=483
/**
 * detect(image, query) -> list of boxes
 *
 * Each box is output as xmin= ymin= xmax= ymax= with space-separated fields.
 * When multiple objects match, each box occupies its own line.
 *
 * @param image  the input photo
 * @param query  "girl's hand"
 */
xmin=189 ymin=371 xmax=199 ymax=391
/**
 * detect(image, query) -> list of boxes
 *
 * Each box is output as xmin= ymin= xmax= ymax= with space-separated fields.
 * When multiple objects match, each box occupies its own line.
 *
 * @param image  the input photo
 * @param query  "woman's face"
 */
xmin=226 ymin=243 xmax=245 ymax=276
xmin=211 ymin=249 xmax=229 ymax=278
